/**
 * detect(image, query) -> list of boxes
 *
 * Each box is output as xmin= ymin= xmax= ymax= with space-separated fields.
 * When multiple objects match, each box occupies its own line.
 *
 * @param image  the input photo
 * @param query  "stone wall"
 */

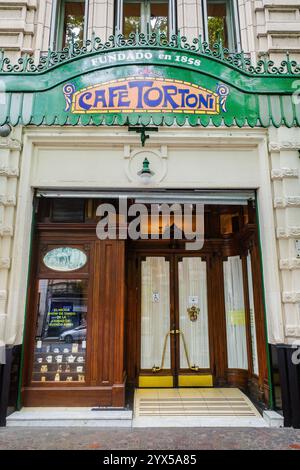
xmin=268 ymin=127 xmax=300 ymax=344
xmin=0 ymin=127 xmax=22 ymax=357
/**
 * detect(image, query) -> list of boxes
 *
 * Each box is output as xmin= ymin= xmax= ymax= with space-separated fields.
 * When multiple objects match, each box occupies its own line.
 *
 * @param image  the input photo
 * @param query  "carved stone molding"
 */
xmin=0 ymin=165 xmax=19 ymax=177
xmin=0 ymin=258 xmax=10 ymax=269
xmin=0 ymin=195 xmax=16 ymax=207
xmin=0 ymin=290 xmax=7 ymax=301
xmin=282 ymin=292 xmax=300 ymax=303
xmin=269 ymin=141 xmax=300 ymax=152
xmin=271 ymin=168 xmax=299 ymax=180
xmin=274 ymin=197 xmax=300 ymax=208
xmin=277 ymin=227 xmax=300 ymax=239
xmin=0 ymin=138 xmax=22 ymax=151
xmin=280 ymin=258 xmax=300 ymax=270
xmin=0 ymin=225 xmax=14 ymax=237
xmin=285 ymin=326 xmax=300 ymax=338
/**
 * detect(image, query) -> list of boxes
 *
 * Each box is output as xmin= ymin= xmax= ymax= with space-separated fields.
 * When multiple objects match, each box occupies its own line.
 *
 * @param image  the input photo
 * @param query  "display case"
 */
xmin=31 ymin=276 xmax=88 ymax=383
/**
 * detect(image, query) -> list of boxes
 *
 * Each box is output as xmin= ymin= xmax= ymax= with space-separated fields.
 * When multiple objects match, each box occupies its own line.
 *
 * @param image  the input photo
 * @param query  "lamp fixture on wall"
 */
xmin=0 ymin=124 xmax=12 ymax=137
xmin=137 ymin=157 xmax=155 ymax=185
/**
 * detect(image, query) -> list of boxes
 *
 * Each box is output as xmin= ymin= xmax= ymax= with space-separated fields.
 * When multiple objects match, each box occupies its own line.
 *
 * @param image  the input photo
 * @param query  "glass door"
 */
xmin=138 ymin=255 xmax=212 ymax=387
xmin=139 ymin=256 xmax=174 ymax=387
xmin=177 ymin=257 xmax=212 ymax=386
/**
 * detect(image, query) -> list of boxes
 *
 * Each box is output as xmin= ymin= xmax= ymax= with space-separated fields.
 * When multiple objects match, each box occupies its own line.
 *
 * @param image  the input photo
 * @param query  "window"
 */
xmin=202 ymin=0 xmax=241 ymax=51
xmin=115 ymin=0 xmax=177 ymax=38
xmin=32 ymin=279 xmax=88 ymax=383
xmin=51 ymin=0 xmax=88 ymax=50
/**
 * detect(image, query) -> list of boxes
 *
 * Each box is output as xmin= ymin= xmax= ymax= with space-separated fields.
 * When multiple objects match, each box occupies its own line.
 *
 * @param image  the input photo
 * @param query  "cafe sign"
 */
xmin=0 ymin=34 xmax=299 ymax=128
xmin=65 ymin=77 xmax=229 ymax=115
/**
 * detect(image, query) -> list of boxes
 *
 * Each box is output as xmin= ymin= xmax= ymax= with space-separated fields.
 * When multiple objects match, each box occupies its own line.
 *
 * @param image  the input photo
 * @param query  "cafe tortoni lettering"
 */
xmin=63 ymin=78 xmax=230 ymax=115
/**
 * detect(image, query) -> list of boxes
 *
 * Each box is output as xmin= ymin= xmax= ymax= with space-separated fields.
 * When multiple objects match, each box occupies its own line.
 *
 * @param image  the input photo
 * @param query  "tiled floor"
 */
xmin=133 ymin=388 xmax=267 ymax=427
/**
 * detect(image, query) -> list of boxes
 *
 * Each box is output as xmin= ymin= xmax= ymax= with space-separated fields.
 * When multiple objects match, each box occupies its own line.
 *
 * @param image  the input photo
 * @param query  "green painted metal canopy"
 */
xmin=0 ymin=33 xmax=299 ymax=128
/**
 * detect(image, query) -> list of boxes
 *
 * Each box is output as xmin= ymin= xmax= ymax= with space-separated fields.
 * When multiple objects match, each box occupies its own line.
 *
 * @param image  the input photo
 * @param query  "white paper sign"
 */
xmin=152 ymin=292 xmax=160 ymax=302
xmin=189 ymin=296 xmax=199 ymax=306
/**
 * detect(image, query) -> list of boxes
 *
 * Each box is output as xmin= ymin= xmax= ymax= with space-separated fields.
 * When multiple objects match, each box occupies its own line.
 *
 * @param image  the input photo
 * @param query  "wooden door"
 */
xmin=138 ymin=254 xmax=213 ymax=387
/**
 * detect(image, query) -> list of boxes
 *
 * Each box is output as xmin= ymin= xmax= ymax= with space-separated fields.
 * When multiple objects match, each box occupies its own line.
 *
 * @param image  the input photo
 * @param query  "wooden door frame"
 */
xmin=136 ymin=253 xmax=175 ymax=384
xmin=22 ymin=226 xmax=127 ymax=407
xmin=134 ymin=250 xmax=215 ymax=387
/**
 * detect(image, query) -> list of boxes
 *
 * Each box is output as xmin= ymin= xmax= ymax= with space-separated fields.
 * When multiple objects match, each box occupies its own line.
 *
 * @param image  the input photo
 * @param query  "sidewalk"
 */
xmin=0 ymin=427 xmax=300 ymax=450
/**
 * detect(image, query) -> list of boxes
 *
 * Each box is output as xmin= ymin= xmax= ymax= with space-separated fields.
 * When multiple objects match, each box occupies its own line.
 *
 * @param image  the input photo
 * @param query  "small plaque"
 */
xmin=189 ymin=296 xmax=199 ymax=306
xmin=152 ymin=292 xmax=160 ymax=302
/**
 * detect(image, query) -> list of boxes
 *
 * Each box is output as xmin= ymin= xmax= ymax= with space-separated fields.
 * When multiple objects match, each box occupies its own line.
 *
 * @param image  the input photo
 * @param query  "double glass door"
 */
xmin=139 ymin=255 xmax=213 ymax=387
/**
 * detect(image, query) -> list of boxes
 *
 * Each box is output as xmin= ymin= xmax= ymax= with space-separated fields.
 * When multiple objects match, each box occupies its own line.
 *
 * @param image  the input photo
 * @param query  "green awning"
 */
xmin=0 ymin=33 xmax=299 ymax=128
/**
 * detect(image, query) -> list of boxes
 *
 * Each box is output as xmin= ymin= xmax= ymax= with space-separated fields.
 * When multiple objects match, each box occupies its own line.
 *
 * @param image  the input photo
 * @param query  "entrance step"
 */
xmin=6 ymin=407 xmax=133 ymax=427
xmin=263 ymin=410 xmax=284 ymax=428
xmin=133 ymin=388 xmax=268 ymax=427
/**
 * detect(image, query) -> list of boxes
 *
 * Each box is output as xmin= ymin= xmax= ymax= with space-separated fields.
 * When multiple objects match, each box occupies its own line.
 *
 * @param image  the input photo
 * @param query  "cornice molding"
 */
xmin=0 ymin=225 xmax=14 ymax=237
xmin=0 ymin=258 xmax=11 ymax=269
xmin=0 ymin=195 xmax=16 ymax=206
xmin=269 ymin=141 xmax=300 ymax=152
xmin=0 ymin=166 xmax=19 ymax=177
xmin=277 ymin=226 xmax=300 ymax=238
xmin=0 ymin=290 xmax=7 ymax=300
xmin=271 ymin=168 xmax=299 ymax=180
xmin=285 ymin=326 xmax=300 ymax=337
xmin=0 ymin=138 xmax=22 ymax=151
xmin=274 ymin=196 xmax=300 ymax=208
xmin=280 ymin=258 xmax=300 ymax=270
xmin=282 ymin=291 xmax=300 ymax=303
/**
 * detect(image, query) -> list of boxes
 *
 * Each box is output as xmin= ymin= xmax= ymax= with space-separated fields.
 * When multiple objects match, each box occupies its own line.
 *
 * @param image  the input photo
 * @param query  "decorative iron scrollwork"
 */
xmin=1 ymin=33 xmax=299 ymax=75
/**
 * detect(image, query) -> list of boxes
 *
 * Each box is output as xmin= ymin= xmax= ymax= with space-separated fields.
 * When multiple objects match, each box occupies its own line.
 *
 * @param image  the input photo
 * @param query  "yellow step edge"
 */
xmin=178 ymin=375 xmax=213 ymax=387
xmin=138 ymin=376 xmax=174 ymax=387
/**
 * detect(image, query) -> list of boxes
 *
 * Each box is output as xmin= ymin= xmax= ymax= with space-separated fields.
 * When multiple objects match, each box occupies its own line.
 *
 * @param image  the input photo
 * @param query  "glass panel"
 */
xmin=52 ymin=198 xmax=85 ymax=222
xmin=43 ymin=247 xmax=87 ymax=272
xmin=123 ymin=2 xmax=142 ymax=37
xmin=178 ymin=258 xmax=210 ymax=369
xmin=123 ymin=1 xmax=168 ymax=37
xmin=223 ymin=256 xmax=248 ymax=369
xmin=207 ymin=1 xmax=229 ymax=48
xmin=62 ymin=1 xmax=85 ymax=48
xmin=141 ymin=257 xmax=170 ymax=369
xmin=150 ymin=2 xmax=168 ymax=36
xmin=32 ymin=279 xmax=88 ymax=383
xmin=246 ymin=253 xmax=259 ymax=375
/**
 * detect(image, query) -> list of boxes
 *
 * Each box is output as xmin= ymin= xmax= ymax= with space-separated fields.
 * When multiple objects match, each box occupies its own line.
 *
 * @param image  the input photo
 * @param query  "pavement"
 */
xmin=0 ymin=427 xmax=300 ymax=450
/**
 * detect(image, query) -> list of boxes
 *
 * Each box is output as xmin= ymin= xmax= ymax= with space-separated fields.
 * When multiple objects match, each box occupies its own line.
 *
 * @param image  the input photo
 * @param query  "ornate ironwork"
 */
xmin=0 ymin=32 xmax=299 ymax=76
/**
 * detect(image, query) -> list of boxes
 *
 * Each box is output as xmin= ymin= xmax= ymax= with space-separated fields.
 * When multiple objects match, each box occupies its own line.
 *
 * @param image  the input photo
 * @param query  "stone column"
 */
xmin=0 ymin=127 xmax=22 ymax=361
xmin=177 ymin=0 xmax=204 ymax=43
xmin=87 ymin=0 xmax=114 ymax=41
xmin=268 ymin=127 xmax=300 ymax=345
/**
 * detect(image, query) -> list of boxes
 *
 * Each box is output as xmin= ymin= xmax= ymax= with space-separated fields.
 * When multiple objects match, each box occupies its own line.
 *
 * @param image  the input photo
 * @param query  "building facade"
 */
xmin=0 ymin=0 xmax=300 ymax=427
